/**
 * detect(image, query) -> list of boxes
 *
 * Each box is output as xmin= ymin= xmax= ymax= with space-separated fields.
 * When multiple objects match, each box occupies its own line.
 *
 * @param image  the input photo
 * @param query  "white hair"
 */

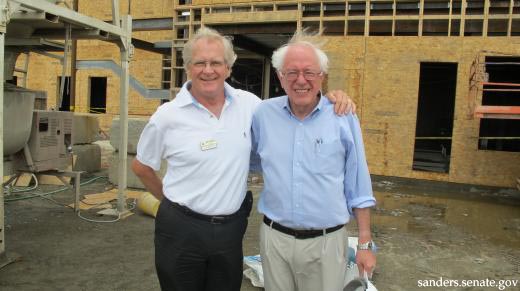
xmin=182 ymin=27 xmax=237 ymax=72
xmin=271 ymin=30 xmax=329 ymax=73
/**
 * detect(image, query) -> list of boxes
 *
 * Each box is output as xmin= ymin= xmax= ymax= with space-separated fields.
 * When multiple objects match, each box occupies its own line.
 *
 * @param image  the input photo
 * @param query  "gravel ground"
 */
xmin=1 ymin=172 xmax=519 ymax=291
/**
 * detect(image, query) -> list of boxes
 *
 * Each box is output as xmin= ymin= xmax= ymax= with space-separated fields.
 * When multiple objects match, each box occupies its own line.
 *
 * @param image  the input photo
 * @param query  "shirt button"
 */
xmin=296 ymin=204 xmax=299 ymax=207
xmin=296 ymin=162 xmax=300 ymax=167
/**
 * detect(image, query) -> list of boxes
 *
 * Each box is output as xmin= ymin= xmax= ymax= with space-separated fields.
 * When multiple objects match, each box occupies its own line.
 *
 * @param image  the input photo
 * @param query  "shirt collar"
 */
xmin=174 ymin=81 xmax=234 ymax=108
xmin=282 ymin=91 xmax=327 ymax=118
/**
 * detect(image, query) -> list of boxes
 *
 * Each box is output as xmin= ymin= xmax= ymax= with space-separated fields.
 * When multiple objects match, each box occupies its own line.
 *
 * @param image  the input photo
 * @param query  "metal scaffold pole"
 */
xmin=0 ymin=0 xmax=7 ymax=260
xmin=0 ymin=0 xmax=134 ymax=225
xmin=117 ymin=14 xmax=132 ymax=213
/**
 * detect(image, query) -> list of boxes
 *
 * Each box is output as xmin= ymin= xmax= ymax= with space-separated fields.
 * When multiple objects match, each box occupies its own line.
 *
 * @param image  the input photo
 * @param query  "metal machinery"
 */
xmin=14 ymin=110 xmax=74 ymax=173
xmin=0 ymin=0 xmax=133 ymax=265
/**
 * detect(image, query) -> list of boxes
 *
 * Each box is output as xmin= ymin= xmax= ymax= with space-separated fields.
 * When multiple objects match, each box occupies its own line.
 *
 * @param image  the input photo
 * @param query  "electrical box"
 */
xmin=15 ymin=110 xmax=74 ymax=172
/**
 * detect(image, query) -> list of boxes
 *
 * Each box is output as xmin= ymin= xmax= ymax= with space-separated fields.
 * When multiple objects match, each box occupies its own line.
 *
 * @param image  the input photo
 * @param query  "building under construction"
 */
xmin=12 ymin=0 xmax=520 ymax=188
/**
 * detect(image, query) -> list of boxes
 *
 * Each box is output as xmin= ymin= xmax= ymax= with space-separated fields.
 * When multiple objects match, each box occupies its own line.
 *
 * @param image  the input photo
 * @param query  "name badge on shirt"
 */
xmin=200 ymin=139 xmax=218 ymax=151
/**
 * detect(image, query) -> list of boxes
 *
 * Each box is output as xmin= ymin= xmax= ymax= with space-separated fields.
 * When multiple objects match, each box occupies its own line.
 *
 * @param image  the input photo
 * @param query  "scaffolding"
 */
xmin=0 ymin=0 xmax=132 ymax=263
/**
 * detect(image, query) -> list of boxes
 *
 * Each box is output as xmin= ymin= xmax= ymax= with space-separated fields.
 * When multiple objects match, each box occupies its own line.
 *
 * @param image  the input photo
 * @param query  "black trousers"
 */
xmin=154 ymin=192 xmax=252 ymax=291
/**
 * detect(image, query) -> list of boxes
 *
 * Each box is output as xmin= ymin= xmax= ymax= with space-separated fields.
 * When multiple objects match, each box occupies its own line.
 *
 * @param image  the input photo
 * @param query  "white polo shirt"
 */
xmin=136 ymin=81 xmax=261 ymax=215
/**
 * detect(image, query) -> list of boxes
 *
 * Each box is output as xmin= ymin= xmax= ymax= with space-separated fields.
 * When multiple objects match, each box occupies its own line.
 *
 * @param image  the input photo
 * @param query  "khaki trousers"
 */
xmin=260 ymin=222 xmax=348 ymax=291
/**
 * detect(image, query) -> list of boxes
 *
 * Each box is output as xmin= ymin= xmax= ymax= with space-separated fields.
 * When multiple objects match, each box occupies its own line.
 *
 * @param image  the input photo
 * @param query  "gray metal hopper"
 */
xmin=3 ymin=84 xmax=35 ymax=156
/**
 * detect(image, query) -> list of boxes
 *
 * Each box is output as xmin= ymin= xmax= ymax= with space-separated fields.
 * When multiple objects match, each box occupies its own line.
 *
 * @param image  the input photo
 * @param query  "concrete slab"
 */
xmin=108 ymin=153 xmax=166 ymax=189
xmin=72 ymin=113 xmax=100 ymax=145
xmin=110 ymin=117 xmax=149 ymax=154
xmin=92 ymin=140 xmax=115 ymax=169
xmin=72 ymin=144 xmax=101 ymax=173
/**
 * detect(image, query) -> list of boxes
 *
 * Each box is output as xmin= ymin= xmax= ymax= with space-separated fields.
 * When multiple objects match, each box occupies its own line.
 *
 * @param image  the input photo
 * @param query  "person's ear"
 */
xmin=276 ymin=71 xmax=283 ymax=83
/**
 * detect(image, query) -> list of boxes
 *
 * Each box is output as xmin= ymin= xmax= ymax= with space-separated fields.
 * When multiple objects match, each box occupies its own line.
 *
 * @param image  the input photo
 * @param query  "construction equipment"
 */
xmin=12 ymin=110 xmax=73 ymax=173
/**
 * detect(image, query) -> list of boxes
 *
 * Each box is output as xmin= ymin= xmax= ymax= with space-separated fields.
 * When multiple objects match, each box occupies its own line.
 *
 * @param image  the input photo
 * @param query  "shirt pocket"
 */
xmin=312 ymin=139 xmax=343 ymax=175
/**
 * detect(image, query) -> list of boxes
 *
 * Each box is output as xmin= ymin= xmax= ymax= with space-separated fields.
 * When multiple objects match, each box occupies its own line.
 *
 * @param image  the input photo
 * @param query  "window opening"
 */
xmin=478 ymin=57 xmax=520 ymax=152
xmin=89 ymin=77 xmax=107 ymax=114
xmin=58 ymin=76 xmax=71 ymax=111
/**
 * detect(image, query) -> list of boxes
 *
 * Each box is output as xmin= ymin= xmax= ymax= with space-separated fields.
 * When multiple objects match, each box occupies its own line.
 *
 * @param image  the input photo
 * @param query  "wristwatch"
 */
xmin=357 ymin=240 xmax=376 ymax=251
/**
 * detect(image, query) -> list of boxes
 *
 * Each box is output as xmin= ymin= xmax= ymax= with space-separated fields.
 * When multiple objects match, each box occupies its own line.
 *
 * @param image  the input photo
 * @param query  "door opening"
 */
xmin=413 ymin=62 xmax=457 ymax=173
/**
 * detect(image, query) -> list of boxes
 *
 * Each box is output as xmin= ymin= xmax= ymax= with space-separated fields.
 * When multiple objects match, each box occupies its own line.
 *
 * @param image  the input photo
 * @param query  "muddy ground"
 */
xmin=1 ymin=171 xmax=519 ymax=291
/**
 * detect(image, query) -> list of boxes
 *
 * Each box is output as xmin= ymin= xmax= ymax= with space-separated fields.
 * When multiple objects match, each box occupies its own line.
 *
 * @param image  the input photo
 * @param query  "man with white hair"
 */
xmin=251 ymin=31 xmax=377 ymax=291
xmin=132 ymin=27 xmax=355 ymax=291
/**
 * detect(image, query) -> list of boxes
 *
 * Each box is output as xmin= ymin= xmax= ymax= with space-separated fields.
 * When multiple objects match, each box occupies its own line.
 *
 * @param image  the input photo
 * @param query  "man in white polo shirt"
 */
xmin=132 ymin=27 xmax=354 ymax=291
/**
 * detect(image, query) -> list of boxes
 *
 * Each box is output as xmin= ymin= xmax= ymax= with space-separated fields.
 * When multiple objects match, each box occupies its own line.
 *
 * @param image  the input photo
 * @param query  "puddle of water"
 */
xmin=372 ymin=191 xmax=520 ymax=248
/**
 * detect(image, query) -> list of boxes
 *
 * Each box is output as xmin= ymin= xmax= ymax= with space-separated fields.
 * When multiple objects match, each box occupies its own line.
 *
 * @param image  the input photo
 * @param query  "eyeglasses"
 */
xmin=280 ymin=70 xmax=323 ymax=81
xmin=191 ymin=60 xmax=226 ymax=69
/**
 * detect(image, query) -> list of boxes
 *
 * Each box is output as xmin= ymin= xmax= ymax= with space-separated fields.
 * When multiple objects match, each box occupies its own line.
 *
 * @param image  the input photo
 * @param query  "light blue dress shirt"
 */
xmin=251 ymin=95 xmax=376 ymax=229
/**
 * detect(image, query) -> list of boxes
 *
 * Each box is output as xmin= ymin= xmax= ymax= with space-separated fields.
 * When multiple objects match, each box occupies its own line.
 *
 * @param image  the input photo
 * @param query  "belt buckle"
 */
xmin=294 ymin=232 xmax=306 ymax=239
xmin=210 ymin=216 xmax=225 ymax=224
xmin=294 ymin=230 xmax=313 ymax=239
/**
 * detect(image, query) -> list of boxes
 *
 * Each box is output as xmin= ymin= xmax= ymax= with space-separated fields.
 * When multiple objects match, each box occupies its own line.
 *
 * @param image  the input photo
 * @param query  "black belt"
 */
xmin=167 ymin=191 xmax=253 ymax=224
xmin=263 ymin=216 xmax=344 ymax=239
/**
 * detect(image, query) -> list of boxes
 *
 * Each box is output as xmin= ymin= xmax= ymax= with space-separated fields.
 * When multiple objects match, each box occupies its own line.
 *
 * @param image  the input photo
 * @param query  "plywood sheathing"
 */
xmin=79 ymin=0 xmax=173 ymax=20
xmin=68 ymin=189 xmax=144 ymax=210
xmin=324 ymin=36 xmax=520 ymax=187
